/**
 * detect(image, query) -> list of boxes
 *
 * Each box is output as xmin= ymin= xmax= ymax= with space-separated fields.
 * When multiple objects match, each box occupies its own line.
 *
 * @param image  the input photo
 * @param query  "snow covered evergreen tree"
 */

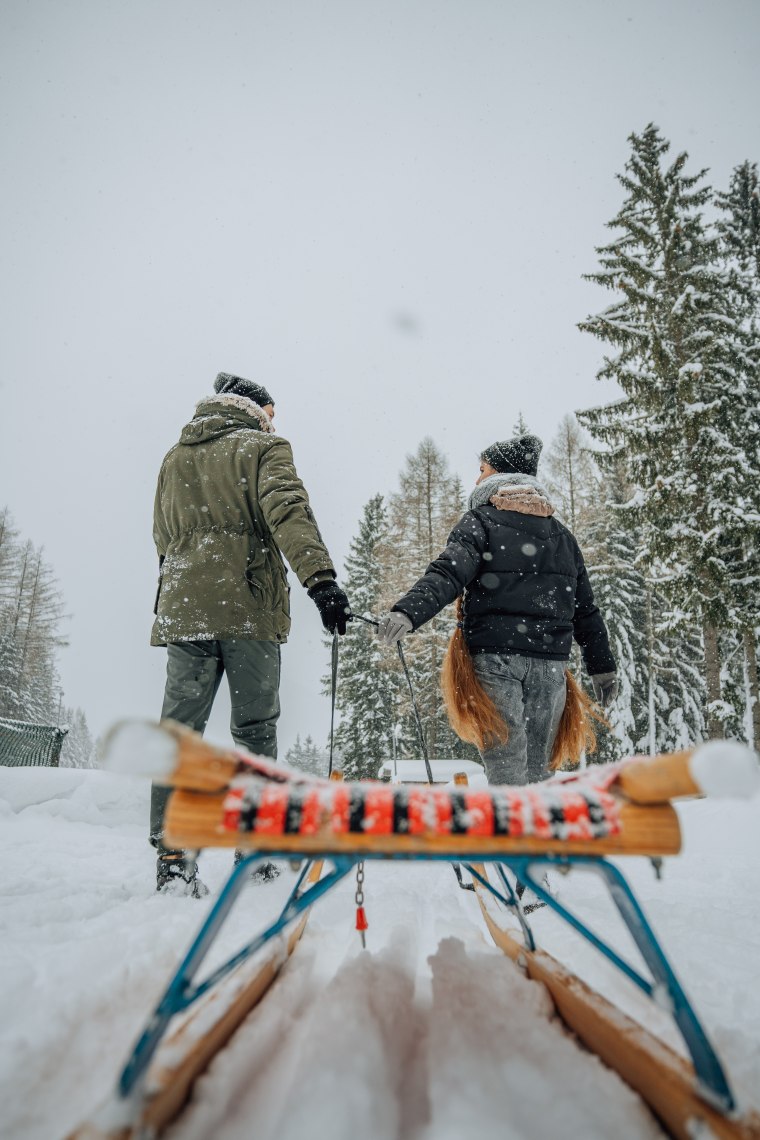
xmin=715 ymin=161 xmax=760 ymax=748
xmin=285 ymin=734 xmax=329 ymax=777
xmin=579 ymin=124 xmax=754 ymax=738
xmin=381 ymin=439 xmax=472 ymax=760
xmin=542 ymin=414 xmax=598 ymax=536
xmin=13 ymin=544 xmax=67 ymax=722
xmin=0 ymin=537 xmax=65 ymax=721
xmin=0 ymin=508 xmax=23 ymax=714
xmin=59 ymin=706 xmax=95 ymax=767
xmin=0 ymin=509 xmax=89 ymax=741
xmin=716 ymin=161 xmax=760 ymax=278
xmin=580 ymin=456 xmax=706 ymax=759
xmin=326 ymin=495 xmax=396 ymax=779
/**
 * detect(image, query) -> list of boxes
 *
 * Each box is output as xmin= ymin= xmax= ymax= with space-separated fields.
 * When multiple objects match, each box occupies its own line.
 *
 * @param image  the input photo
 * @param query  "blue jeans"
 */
xmin=472 ymin=653 xmax=567 ymax=785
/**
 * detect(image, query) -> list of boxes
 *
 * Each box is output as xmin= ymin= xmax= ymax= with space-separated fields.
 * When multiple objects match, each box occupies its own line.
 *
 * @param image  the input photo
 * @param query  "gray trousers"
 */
xmin=150 ymin=639 xmax=281 ymax=856
xmin=472 ymin=653 xmax=567 ymax=785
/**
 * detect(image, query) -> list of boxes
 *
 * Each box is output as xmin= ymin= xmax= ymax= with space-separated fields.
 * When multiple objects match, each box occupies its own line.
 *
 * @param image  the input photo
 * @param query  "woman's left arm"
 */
xmin=391 ymin=512 xmax=486 ymax=629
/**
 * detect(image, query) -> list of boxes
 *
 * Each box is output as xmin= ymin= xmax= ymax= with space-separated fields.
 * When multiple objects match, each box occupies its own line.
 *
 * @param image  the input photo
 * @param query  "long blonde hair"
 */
xmin=441 ymin=597 xmax=607 ymax=770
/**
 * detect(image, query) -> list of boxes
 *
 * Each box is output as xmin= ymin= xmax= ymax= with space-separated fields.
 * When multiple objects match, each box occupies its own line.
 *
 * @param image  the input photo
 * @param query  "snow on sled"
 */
xmin=73 ymin=721 xmax=760 ymax=1140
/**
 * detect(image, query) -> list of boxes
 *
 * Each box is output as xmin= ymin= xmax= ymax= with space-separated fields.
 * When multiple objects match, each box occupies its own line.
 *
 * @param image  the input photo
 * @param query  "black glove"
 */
xmin=591 ymin=671 xmax=619 ymax=708
xmin=307 ymin=581 xmax=351 ymax=635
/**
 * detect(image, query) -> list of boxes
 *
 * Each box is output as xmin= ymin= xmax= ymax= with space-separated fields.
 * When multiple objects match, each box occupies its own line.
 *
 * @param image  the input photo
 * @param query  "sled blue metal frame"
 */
xmin=118 ymin=849 xmax=735 ymax=1116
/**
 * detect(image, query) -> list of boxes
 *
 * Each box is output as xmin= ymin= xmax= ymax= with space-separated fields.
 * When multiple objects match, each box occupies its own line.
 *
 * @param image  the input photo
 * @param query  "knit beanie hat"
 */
xmin=480 ymin=433 xmax=543 ymax=476
xmin=214 ymin=372 xmax=274 ymax=408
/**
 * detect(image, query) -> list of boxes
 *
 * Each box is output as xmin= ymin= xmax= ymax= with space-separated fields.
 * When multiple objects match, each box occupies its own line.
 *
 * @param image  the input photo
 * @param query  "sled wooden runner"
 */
xmin=451 ymin=757 xmax=760 ymax=1140
xmin=133 ymin=857 xmax=324 ymax=1139
xmin=70 ymin=795 xmax=338 ymax=1139
xmin=477 ymin=897 xmax=760 ymax=1140
xmin=74 ymin=721 xmax=760 ymax=1140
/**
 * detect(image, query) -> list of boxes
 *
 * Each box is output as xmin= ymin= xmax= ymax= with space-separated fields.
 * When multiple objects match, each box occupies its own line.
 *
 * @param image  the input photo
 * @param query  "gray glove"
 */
xmin=591 ymin=671 xmax=619 ymax=707
xmin=377 ymin=610 xmax=414 ymax=646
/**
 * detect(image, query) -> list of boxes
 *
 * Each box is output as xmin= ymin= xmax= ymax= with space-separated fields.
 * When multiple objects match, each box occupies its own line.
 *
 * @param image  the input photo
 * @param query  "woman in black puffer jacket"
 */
xmin=377 ymin=434 xmax=617 ymax=785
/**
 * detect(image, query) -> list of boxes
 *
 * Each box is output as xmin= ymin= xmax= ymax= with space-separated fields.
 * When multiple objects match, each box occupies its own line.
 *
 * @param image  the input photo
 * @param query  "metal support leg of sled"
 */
xmin=118 ymin=848 xmax=736 ymax=1119
xmin=463 ymin=854 xmax=736 ymax=1115
xmin=118 ymin=855 xmax=353 ymax=1098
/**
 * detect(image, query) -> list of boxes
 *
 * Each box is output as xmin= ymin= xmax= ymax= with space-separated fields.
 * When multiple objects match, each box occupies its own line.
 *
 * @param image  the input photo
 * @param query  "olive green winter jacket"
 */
xmin=151 ymin=395 xmax=335 ymax=646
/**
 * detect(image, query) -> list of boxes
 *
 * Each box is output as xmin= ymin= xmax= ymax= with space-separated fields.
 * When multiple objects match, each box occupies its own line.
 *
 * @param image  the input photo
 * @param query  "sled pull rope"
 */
xmin=351 ymin=613 xmax=433 ymax=785
xmin=397 ymin=640 xmax=434 ymax=785
xmin=328 ymin=628 xmax=339 ymax=777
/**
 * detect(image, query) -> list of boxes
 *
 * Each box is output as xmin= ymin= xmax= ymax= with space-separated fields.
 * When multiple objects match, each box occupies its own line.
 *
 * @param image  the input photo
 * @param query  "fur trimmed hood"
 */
xmin=468 ymin=471 xmax=554 ymax=515
xmin=195 ymin=393 xmax=275 ymax=433
xmin=179 ymin=394 xmax=276 ymax=447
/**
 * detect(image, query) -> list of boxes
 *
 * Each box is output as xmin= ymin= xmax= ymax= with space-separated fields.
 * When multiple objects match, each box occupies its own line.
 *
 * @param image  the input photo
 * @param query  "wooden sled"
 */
xmin=74 ymin=722 xmax=760 ymax=1140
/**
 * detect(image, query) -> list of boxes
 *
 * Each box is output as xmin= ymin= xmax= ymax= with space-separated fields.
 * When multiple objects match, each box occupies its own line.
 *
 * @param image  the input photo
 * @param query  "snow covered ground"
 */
xmin=1 ymin=764 xmax=759 ymax=1140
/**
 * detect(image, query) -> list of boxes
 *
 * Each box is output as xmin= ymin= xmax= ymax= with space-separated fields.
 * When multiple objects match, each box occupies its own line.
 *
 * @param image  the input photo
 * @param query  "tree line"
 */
xmin=0 ymin=508 xmax=94 ymax=766
xmin=330 ymin=125 xmax=759 ymax=778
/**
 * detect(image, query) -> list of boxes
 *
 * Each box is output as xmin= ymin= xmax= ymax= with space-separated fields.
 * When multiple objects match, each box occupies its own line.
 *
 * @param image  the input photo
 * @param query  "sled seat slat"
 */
xmin=164 ymin=790 xmax=681 ymax=856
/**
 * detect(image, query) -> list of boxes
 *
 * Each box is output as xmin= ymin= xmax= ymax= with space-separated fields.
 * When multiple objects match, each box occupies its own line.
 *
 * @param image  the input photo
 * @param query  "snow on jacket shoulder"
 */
xmin=151 ymin=396 xmax=334 ymax=646
xmin=392 ymin=490 xmax=615 ymax=675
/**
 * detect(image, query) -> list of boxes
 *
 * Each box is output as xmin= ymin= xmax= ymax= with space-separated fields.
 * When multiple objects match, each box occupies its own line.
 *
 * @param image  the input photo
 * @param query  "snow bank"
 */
xmin=0 ymin=765 xmax=149 ymax=827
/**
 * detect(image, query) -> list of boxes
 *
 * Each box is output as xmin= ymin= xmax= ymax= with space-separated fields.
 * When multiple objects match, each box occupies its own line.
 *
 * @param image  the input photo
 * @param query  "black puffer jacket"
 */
xmin=393 ymin=485 xmax=615 ymax=676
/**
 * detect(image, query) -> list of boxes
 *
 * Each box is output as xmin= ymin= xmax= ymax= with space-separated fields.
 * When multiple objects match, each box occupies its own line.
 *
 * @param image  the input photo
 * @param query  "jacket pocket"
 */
xmin=153 ymin=556 xmax=165 ymax=615
xmin=244 ymin=530 xmax=270 ymax=595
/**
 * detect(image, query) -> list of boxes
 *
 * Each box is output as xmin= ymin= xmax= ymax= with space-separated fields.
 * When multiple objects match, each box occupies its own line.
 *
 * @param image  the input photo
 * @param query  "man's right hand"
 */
xmin=307 ymin=581 xmax=351 ymax=635
xmin=377 ymin=610 xmax=414 ymax=646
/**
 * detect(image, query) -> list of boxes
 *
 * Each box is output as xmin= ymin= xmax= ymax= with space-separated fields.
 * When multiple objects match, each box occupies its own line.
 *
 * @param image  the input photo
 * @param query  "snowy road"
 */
xmin=1 ymin=767 xmax=759 ymax=1140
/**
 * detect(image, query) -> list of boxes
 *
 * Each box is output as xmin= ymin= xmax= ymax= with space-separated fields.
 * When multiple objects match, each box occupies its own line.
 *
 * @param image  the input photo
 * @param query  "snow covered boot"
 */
xmin=234 ymin=849 xmax=281 ymax=883
xmin=156 ymin=854 xmax=209 ymax=899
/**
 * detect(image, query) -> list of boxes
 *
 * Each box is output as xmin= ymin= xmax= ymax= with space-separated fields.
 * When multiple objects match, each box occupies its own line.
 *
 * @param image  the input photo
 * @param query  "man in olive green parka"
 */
xmin=151 ymin=371 xmax=350 ymax=893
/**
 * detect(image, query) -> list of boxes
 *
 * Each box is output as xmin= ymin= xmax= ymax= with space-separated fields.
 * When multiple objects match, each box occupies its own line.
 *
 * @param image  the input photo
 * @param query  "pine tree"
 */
xmin=0 ymin=516 xmax=69 ymax=725
xmin=578 ymin=124 xmax=752 ymax=738
xmin=13 ymin=545 xmax=67 ymax=722
xmin=327 ymin=495 xmax=396 ymax=779
xmin=0 ymin=509 xmax=22 ymax=714
xmin=716 ymin=161 xmax=760 ymax=278
xmin=59 ymin=706 xmax=95 ymax=767
xmin=381 ymin=439 xmax=472 ymax=760
xmin=542 ymin=415 xmax=598 ymax=536
xmin=715 ymin=161 xmax=760 ymax=748
xmin=285 ymin=734 xmax=329 ymax=777
xmin=579 ymin=455 xmax=706 ymax=759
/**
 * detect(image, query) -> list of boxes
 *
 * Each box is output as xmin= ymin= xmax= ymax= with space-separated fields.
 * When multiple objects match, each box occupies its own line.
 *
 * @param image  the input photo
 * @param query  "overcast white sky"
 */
xmin=1 ymin=0 xmax=758 ymax=757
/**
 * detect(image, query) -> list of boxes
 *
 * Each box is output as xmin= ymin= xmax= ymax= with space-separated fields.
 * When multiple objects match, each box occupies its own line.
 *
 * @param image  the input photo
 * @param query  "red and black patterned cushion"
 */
xmin=221 ymin=777 xmax=621 ymax=842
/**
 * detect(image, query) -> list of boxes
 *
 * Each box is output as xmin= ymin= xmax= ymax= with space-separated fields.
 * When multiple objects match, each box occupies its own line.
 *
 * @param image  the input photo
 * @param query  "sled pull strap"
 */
xmin=328 ymin=629 xmax=339 ymax=777
xmin=397 ymin=640 xmax=434 ymax=785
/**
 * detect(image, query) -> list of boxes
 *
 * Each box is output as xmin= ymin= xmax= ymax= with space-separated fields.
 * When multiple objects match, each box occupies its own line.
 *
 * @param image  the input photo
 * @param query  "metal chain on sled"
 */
xmin=355 ymin=861 xmax=368 ymax=947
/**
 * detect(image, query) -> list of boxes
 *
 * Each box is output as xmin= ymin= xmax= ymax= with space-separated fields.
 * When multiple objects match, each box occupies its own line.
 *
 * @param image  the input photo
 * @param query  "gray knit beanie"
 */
xmin=214 ymin=372 xmax=274 ymax=408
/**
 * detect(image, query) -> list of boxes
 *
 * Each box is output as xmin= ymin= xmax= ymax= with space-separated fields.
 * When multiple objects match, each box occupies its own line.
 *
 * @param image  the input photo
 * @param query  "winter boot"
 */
xmin=234 ymin=849 xmax=282 ymax=883
xmin=156 ymin=853 xmax=209 ymax=899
